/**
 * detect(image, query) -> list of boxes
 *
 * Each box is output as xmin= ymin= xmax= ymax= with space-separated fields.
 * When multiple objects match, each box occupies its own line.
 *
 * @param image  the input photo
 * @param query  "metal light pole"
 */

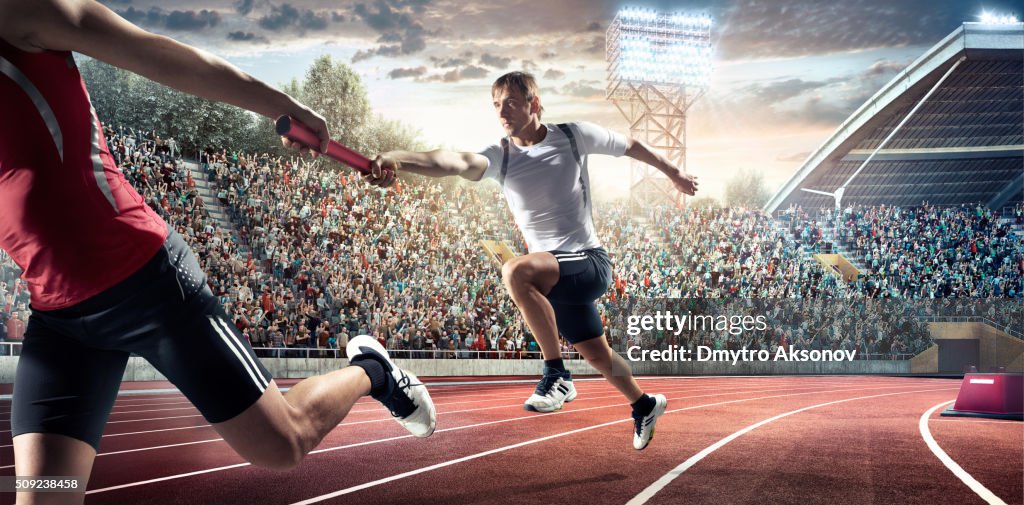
xmin=606 ymin=8 xmax=712 ymax=212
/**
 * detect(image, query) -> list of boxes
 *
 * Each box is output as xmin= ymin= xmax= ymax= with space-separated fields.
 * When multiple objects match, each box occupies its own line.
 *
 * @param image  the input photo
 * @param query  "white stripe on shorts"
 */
xmin=556 ymin=256 xmax=588 ymax=263
xmin=208 ymin=316 xmax=268 ymax=392
xmin=214 ymin=316 xmax=269 ymax=389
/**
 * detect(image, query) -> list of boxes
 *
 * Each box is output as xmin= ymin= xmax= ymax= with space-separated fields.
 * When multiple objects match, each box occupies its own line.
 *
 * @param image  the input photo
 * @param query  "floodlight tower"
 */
xmin=606 ymin=7 xmax=712 ymax=211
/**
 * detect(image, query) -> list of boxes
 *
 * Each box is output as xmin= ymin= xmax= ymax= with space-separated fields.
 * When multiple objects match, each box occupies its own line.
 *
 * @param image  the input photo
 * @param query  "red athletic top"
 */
xmin=0 ymin=40 xmax=167 ymax=310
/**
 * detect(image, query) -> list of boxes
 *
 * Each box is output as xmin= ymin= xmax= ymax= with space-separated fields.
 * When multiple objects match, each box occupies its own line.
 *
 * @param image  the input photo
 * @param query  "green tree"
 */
xmin=298 ymin=55 xmax=370 ymax=153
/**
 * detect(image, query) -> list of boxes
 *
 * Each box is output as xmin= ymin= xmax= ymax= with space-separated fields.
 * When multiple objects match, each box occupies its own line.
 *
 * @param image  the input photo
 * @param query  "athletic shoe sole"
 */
xmin=347 ymin=335 xmax=437 ymax=437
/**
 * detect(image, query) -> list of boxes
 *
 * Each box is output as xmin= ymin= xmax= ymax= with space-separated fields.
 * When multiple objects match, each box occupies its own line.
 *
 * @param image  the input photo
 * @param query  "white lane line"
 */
xmin=84 ymin=383 xmax=905 ymax=496
xmin=340 ymin=379 xmax=802 ymax=414
xmin=288 ymin=385 xmax=953 ymax=505
xmin=107 ymin=406 xmax=199 ymax=416
xmin=37 ymin=382 xmax=791 ymax=451
xmin=626 ymin=388 xmax=957 ymax=505
xmin=920 ymin=400 xmax=1009 ymax=505
xmin=0 ymin=439 xmax=226 ymax=469
xmin=0 ymin=425 xmax=213 ymax=449
xmin=106 ymin=414 xmax=205 ymax=425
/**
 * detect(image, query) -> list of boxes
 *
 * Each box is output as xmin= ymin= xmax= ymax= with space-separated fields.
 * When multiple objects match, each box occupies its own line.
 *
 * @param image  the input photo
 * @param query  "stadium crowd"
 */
xmin=1 ymin=125 xmax=1020 ymax=359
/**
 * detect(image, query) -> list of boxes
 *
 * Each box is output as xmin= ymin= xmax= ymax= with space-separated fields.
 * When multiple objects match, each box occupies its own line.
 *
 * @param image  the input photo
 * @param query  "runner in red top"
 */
xmin=0 ymin=37 xmax=168 ymax=310
xmin=0 ymin=1 xmax=436 ymax=502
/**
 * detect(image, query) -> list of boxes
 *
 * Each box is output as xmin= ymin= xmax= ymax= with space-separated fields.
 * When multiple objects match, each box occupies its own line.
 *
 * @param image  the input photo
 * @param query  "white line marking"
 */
xmin=0 ymin=439 xmax=225 ymax=470
xmin=72 ymin=381 xmax=939 ymax=496
xmin=0 ymin=425 xmax=213 ymax=448
xmin=969 ymin=379 xmax=995 ymax=385
xmin=289 ymin=385 xmax=954 ymax=505
xmin=626 ymin=388 xmax=956 ymax=505
xmin=920 ymin=400 xmax=1009 ymax=505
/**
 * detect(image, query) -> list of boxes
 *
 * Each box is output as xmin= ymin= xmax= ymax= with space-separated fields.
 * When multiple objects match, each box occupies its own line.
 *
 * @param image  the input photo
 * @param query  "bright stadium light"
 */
xmin=606 ymin=7 xmax=713 ymax=211
xmin=979 ymin=11 xmax=1020 ymax=24
xmin=607 ymin=8 xmax=713 ymax=88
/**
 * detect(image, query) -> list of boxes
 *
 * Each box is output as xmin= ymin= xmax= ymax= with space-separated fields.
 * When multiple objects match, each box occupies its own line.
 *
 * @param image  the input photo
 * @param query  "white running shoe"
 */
xmin=632 ymin=394 xmax=668 ymax=450
xmin=523 ymin=371 xmax=577 ymax=412
xmin=347 ymin=335 xmax=436 ymax=437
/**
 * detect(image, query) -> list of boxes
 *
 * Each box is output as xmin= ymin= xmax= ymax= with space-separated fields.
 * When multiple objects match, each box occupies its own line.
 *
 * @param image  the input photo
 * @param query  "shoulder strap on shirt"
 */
xmin=499 ymin=137 xmax=510 ymax=186
xmin=556 ymin=123 xmax=582 ymax=166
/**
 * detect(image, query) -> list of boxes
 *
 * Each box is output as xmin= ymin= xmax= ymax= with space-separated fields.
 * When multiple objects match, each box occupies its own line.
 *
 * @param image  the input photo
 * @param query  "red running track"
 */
xmin=0 ymin=376 xmax=1019 ymax=504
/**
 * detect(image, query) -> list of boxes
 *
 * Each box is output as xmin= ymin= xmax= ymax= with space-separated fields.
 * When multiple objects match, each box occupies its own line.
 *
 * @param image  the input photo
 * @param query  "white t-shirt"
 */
xmin=478 ymin=122 xmax=627 ymax=252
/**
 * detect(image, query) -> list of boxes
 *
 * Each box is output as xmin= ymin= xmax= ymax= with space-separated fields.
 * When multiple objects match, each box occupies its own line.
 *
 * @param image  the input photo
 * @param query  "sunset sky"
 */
xmin=99 ymin=0 xmax=1021 ymax=200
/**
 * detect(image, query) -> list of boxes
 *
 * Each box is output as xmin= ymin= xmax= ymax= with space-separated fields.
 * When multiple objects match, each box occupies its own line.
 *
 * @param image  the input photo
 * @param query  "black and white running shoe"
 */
xmin=523 ymin=369 xmax=577 ymax=412
xmin=632 ymin=394 xmax=667 ymax=450
xmin=347 ymin=335 xmax=436 ymax=437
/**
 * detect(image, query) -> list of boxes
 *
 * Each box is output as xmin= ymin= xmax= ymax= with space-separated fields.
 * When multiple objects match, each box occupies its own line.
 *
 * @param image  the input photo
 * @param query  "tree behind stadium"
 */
xmin=78 ymin=54 xmax=423 ymax=158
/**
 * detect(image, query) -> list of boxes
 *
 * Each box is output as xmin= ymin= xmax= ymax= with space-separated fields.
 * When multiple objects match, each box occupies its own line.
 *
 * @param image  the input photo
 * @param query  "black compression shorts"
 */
xmin=11 ymin=230 xmax=271 ymax=450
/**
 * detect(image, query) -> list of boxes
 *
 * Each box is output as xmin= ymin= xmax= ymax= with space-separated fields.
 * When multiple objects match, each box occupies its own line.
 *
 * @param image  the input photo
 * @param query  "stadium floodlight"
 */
xmin=607 ymin=8 xmax=713 ymax=88
xmin=606 ymin=7 xmax=713 ymax=212
xmin=979 ymin=11 xmax=1020 ymax=24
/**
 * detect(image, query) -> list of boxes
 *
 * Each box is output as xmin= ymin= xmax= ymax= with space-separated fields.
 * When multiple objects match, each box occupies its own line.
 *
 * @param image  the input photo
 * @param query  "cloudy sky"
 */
xmin=99 ymin=0 xmax=1020 ymax=200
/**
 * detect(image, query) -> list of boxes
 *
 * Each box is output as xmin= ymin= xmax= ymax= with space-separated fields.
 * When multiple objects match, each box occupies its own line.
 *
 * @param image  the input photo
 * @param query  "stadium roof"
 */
xmin=765 ymin=22 xmax=1024 ymax=213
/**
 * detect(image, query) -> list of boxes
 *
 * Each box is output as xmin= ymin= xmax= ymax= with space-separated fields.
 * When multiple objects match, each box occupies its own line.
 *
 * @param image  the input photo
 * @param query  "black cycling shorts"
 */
xmin=11 ymin=230 xmax=272 ymax=450
xmin=544 ymin=248 xmax=612 ymax=344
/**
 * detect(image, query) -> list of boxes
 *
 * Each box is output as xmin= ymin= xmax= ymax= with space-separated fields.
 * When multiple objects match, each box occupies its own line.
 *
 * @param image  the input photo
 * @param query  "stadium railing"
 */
xmin=250 ymin=347 xmax=580 ymax=360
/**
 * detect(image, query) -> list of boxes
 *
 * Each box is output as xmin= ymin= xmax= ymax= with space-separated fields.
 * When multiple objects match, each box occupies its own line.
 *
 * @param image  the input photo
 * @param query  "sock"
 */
xmin=631 ymin=394 xmax=656 ymax=417
xmin=350 ymin=357 xmax=390 ymax=399
xmin=543 ymin=358 xmax=565 ymax=373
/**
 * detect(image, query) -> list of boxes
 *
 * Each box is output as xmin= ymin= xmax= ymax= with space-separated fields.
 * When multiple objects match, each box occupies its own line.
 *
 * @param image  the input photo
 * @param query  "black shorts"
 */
xmin=545 ymin=248 xmax=612 ymax=344
xmin=11 ymin=230 xmax=271 ymax=451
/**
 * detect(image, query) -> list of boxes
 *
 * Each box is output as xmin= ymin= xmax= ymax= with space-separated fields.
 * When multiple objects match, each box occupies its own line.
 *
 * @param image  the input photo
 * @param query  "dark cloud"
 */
xmin=522 ymin=59 xmax=539 ymax=71
xmin=234 ymin=0 xmax=254 ymax=15
xmin=332 ymin=11 xmax=346 ymax=23
xmin=389 ymin=66 xmax=428 ymax=79
xmin=259 ymin=4 xmax=299 ymax=30
xmin=543 ymin=69 xmax=565 ymax=80
xmin=715 ymin=0 xmax=992 ymax=60
xmin=741 ymin=78 xmax=842 ymax=106
xmin=424 ymin=65 xmax=490 ymax=83
xmin=540 ymin=51 xmax=557 ymax=60
xmin=585 ymin=21 xmax=603 ymax=32
xmin=479 ymin=53 xmax=512 ymax=69
xmin=430 ymin=56 xmax=469 ymax=68
xmin=227 ymin=31 xmax=267 ymax=43
xmin=719 ymin=70 xmax=885 ymax=127
xmin=166 ymin=10 xmax=221 ymax=30
xmin=257 ymin=3 xmax=332 ymax=33
xmin=299 ymin=9 xmax=329 ymax=30
xmin=116 ymin=7 xmax=220 ymax=31
xmin=863 ymin=59 xmax=907 ymax=78
xmin=460 ymin=65 xmax=489 ymax=79
xmin=558 ymin=80 xmax=604 ymax=98
xmin=351 ymin=0 xmax=437 ymax=61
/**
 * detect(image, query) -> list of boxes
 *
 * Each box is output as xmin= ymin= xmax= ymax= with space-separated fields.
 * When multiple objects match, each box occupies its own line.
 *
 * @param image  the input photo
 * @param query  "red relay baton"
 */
xmin=276 ymin=115 xmax=381 ymax=176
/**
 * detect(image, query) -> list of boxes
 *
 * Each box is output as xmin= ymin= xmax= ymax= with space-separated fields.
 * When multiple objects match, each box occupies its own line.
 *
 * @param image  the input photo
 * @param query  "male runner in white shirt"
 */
xmin=366 ymin=71 xmax=697 ymax=449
